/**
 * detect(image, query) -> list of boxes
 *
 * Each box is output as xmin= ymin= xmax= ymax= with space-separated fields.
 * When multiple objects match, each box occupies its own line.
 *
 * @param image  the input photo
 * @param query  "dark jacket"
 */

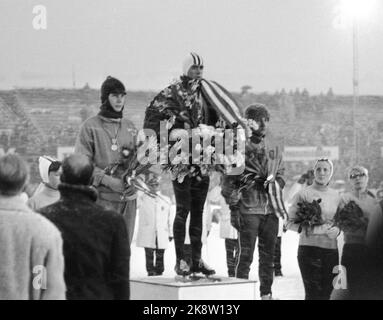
xmin=143 ymin=76 xmax=218 ymax=137
xmin=38 ymin=183 xmax=130 ymax=300
xmin=222 ymin=140 xmax=285 ymax=215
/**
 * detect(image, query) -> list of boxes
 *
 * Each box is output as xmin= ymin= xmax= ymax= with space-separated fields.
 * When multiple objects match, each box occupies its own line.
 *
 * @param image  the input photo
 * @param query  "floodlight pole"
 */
xmin=352 ymin=16 xmax=359 ymax=164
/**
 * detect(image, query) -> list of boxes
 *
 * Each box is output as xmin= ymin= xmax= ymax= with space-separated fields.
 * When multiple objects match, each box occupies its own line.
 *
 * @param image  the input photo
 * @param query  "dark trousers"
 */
xmin=341 ymin=243 xmax=369 ymax=299
xmin=172 ymin=175 xmax=210 ymax=264
xmin=274 ymin=237 xmax=282 ymax=272
xmin=298 ymin=245 xmax=338 ymax=300
xmin=144 ymin=238 xmax=165 ymax=275
xmin=225 ymin=239 xmax=239 ymax=277
xmin=235 ymin=213 xmax=279 ymax=296
xmin=97 ymin=198 xmax=137 ymax=247
xmin=184 ymin=243 xmax=192 ymax=266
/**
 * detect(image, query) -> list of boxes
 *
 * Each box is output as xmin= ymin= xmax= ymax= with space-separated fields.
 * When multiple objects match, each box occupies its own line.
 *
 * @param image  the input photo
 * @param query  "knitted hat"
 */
xmin=182 ymin=52 xmax=204 ymax=75
xmin=245 ymin=104 xmax=270 ymax=121
xmin=100 ymin=76 xmax=126 ymax=103
xmin=39 ymin=155 xmax=60 ymax=184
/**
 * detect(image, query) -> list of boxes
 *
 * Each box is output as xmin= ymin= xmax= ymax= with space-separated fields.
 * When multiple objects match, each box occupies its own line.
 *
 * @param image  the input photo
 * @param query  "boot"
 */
xmin=191 ymin=259 xmax=216 ymax=276
xmin=174 ymin=259 xmax=191 ymax=276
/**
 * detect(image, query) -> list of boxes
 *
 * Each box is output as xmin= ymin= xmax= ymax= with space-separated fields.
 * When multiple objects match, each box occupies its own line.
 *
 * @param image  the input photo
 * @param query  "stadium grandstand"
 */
xmin=1 ymin=87 xmax=383 ymax=192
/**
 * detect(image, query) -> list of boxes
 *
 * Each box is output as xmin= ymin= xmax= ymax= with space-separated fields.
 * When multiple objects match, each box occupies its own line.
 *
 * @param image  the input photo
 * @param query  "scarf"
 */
xmin=98 ymin=101 xmax=124 ymax=119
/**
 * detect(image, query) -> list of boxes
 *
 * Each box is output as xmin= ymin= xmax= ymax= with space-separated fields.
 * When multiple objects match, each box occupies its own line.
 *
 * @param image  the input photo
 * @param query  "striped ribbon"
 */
xmin=200 ymin=79 xmax=245 ymax=128
xmin=267 ymin=180 xmax=288 ymax=220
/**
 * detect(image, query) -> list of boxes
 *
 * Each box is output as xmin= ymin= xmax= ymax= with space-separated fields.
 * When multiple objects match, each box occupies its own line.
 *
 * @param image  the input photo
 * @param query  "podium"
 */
xmin=130 ymin=276 xmax=257 ymax=300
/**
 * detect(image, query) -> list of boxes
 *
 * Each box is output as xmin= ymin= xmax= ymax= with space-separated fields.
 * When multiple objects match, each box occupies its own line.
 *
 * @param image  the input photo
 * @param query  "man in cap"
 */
xmin=144 ymin=53 xmax=216 ymax=276
xmin=221 ymin=103 xmax=285 ymax=300
xmin=75 ymin=76 xmax=137 ymax=245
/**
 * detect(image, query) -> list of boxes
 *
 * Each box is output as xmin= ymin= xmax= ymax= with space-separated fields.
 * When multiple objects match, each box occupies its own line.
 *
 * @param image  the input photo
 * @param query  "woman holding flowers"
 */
xmin=287 ymin=159 xmax=341 ymax=300
xmin=75 ymin=76 xmax=138 ymax=246
xmin=335 ymin=166 xmax=381 ymax=299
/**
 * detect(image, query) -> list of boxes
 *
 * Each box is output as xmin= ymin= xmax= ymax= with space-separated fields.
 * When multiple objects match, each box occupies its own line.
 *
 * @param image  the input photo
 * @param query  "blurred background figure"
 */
xmin=366 ymin=195 xmax=383 ymax=299
xmin=273 ymin=217 xmax=285 ymax=277
xmin=285 ymin=169 xmax=314 ymax=210
xmin=216 ymin=185 xmax=238 ymax=278
xmin=136 ymin=172 xmax=173 ymax=276
xmin=28 ymin=155 xmax=61 ymax=211
xmin=336 ymin=166 xmax=381 ymax=299
xmin=375 ymin=181 xmax=383 ymax=201
xmin=0 ymin=154 xmax=65 ymax=300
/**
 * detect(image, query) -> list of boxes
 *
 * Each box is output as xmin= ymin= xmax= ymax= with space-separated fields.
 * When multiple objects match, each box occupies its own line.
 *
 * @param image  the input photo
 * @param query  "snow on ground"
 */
xmin=130 ymin=223 xmax=308 ymax=300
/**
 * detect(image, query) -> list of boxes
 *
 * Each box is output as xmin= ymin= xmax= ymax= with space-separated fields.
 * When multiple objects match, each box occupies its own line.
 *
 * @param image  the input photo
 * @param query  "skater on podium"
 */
xmin=144 ymin=52 xmax=216 ymax=277
xmin=75 ymin=76 xmax=138 ymax=246
xmin=222 ymin=104 xmax=285 ymax=300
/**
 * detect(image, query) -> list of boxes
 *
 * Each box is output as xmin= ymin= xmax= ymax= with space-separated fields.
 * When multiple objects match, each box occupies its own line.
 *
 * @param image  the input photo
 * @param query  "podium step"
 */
xmin=131 ymin=276 xmax=257 ymax=300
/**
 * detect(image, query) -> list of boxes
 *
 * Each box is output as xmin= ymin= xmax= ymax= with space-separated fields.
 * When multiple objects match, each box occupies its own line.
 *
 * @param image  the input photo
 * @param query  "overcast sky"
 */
xmin=0 ymin=0 xmax=382 ymax=94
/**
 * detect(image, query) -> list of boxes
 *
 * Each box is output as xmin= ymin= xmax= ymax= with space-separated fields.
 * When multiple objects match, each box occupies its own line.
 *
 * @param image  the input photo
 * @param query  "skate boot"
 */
xmin=191 ymin=259 xmax=216 ymax=276
xmin=274 ymin=269 xmax=283 ymax=277
xmin=174 ymin=259 xmax=191 ymax=277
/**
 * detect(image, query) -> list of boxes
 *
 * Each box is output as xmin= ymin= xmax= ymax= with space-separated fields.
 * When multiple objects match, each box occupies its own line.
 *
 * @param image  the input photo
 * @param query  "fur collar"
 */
xmin=58 ymin=183 xmax=98 ymax=202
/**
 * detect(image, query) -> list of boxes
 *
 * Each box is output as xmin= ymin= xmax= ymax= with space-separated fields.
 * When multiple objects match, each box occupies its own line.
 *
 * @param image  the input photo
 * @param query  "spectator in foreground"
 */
xmin=38 ymin=154 xmax=130 ymax=300
xmin=0 ymin=154 xmax=66 ymax=300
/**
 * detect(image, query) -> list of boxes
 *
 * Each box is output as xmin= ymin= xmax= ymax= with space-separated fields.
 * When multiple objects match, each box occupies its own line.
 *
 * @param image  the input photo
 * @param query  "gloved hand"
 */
xmin=123 ymin=176 xmax=138 ymax=197
xmin=101 ymin=175 xmax=125 ymax=193
xmin=124 ymin=184 xmax=137 ymax=197
xmin=229 ymin=190 xmax=241 ymax=206
xmin=231 ymin=210 xmax=243 ymax=231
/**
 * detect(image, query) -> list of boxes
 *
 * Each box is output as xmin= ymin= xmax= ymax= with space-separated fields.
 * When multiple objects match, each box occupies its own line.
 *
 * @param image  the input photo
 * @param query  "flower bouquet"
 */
xmin=333 ymin=201 xmax=368 ymax=233
xmin=162 ymin=124 xmax=225 ymax=183
xmin=104 ymin=137 xmax=159 ymax=199
xmin=293 ymin=199 xmax=324 ymax=235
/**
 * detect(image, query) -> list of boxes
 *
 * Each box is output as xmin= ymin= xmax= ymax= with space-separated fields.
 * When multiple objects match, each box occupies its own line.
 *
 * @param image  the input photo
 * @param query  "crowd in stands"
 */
xmin=1 ymin=88 xmax=383 ymax=187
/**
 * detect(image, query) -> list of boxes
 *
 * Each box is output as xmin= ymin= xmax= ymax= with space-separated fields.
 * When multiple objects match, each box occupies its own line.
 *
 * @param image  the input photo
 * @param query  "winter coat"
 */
xmin=0 ymin=195 xmax=66 ymax=300
xmin=222 ymin=140 xmax=285 ymax=215
xmin=27 ymin=183 xmax=60 ymax=211
xmin=143 ymin=76 xmax=219 ymax=137
xmin=136 ymin=192 xmax=173 ymax=249
xmin=74 ymin=115 xmax=137 ymax=203
xmin=38 ymin=183 xmax=130 ymax=300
